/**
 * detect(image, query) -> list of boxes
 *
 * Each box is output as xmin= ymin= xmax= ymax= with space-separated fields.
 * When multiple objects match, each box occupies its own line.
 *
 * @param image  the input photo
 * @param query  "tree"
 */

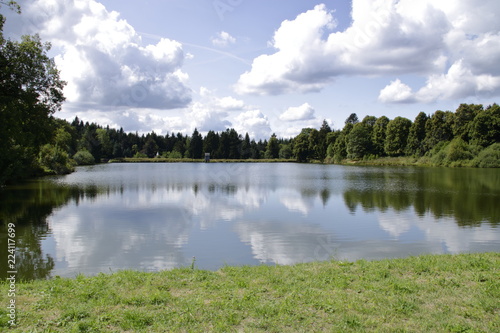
xmin=317 ymin=120 xmax=332 ymax=160
xmin=241 ymin=133 xmax=252 ymax=159
xmin=188 ymin=128 xmax=203 ymax=159
xmin=345 ymin=113 xmax=359 ymax=125
xmin=453 ymin=104 xmax=482 ymax=142
xmin=385 ymin=117 xmax=412 ymax=156
xmin=227 ymin=128 xmax=241 ymax=159
xmin=293 ymin=128 xmax=313 ymax=162
xmin=217 ymin=130 xmax=230 ymax=158
xmin=406 ymin=112 xmax=428 ymax=156
xmin=424 ymin=110 xmax=454 ymax=151
xmin=278 ymin=144 xmax=293 ymax=159
xmin=203 ymin=131 xmax=219 ymax=157
xmin=0 ymin=11 xmax=66 ymax=183
xmin=265 ymin=134 xmax=280 ymax=159
xmin=372 ymin=116 xmax=389 ymax=156
xmin=469 ymin=104 xmax=500 ymax=147
xmin=96 ymin=128 xmax=112 ymax=159
xmin=347 ymin=123 xmax=372 ymax=160
xmin=308 ymin=128 xmax=322 ymax=160
xmin=142 ymin=136 xmax=158 ymax=158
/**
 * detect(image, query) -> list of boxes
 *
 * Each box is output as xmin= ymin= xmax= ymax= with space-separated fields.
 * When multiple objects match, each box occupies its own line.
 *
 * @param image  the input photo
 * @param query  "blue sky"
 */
xmin=4 ymin=0 xmax=500 ymax=139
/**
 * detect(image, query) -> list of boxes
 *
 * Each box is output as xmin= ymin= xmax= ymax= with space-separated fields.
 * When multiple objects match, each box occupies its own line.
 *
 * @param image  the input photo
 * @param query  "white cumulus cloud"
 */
xmin=378 ymin=79 xmax=416 ymax=103
xmin=10 ymin=0 xmax=192 ymax=110
xmin=234 ymin=110 xmax=272 ymax=139
xmin=235 ymin=1 xmax=500 ymax=103
xmin=279 ymin=103 xmax=316 ymax=121
xmin=211 ymin=31 xmax=236 ymax=47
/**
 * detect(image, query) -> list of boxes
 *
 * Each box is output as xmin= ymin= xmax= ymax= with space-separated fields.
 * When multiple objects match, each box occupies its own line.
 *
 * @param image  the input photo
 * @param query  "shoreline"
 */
xmin=1 ymin=252 xmax=498 ymax=332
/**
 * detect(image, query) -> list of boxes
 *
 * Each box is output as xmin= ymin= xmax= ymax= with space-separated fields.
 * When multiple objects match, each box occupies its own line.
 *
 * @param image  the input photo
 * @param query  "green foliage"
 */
xmin=95 ymin=128 xmax=112 ymax=159
xmin=278 ymin=143 xmax=292 ymax=159
xmin=453 ymin=103 xmax=482 ymax=141
xmin=372 ymin=116 xmax=389 ymax=156
xmin=188 ymin=128 xmax=203 ymax=159
xmin=469 ymin=104 xmax=500 ymax=147
xmin=471 ymin=143 xmax=500 ymax=168
xmin=332 ymin=132 xmax=348 ymax=162
xmin=385 ymin=117 xmax=412 ymax=156
xmin=164 ymin=151 xmax=183 ymax=159
xmin=347 ymin=123 xmax=372 ymax=160
xmin=133 ymin=152 xmax=148 ymax=158
xmin=38 ymin=144 xmax=74 ymax=174
xmin=292 ymin=128 xmax=313 ymax=162
xmin=446 ymin=138 xmax=474 ymax=163
xmin=424 ymin=110 xmax=454 ymax=151
xmin=406 ymin=112 xmax=428 ymax=156
xmin=73 ymin=150 xmax=95 ymax=166
xmin=0 ymin=14 xmax=66 ymax=184
xmin=265 ymin=134 xmax=280 ymax=159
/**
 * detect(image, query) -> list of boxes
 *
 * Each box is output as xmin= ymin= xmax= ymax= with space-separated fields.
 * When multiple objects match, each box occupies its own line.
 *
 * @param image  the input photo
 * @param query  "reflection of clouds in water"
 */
xmin=49 ymin=198 xmax=193 ymax=276
xmin=48 ymin=184 xmax=271 ymax=275
xmin=378 ymin=212 xmax=412 ymax=237
xmin=377 ymin=210 xmax=500 ymax=254
xmin=234 ymin=220 xmax=338 ymax=265
xmin=279 ymin=193 xmax=314 ymax=215
xmin=417 ymin=214 xmax=499 ymax=254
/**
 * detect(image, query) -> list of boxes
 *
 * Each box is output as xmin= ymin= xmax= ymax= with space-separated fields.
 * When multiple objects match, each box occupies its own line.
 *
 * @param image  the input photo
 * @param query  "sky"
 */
xmin=4 ymin=0 xmax=500 ymax=139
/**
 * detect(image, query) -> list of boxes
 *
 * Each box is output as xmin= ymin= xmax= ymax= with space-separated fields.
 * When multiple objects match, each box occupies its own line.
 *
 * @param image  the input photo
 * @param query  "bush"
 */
xmin=133 ymin=152 xmax=148 ymax=158
xmin=166 ymin=151 xmax=183 ymax=159
xmin=470 ymin=143 xmax=500 ymax=168
xmin=39 ymin=144 xmax=74 ymax=174
xmin=446 ymin=138 xmax=473 ymax=162
xmin=73 ymin=150 xmax=95 ymax=165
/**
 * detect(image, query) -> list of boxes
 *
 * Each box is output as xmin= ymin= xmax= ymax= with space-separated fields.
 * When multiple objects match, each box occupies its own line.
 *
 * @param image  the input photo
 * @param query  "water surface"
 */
xmin=1 ymin=163 xmax=499 ymax=280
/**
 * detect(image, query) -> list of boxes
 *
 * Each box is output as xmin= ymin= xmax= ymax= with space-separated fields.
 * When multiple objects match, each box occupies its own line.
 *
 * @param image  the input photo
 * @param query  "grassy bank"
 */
xmin=1 ymin=253 xmax=499 ymax=332
xmin=108 ymin=157 xmax=296 ymax=163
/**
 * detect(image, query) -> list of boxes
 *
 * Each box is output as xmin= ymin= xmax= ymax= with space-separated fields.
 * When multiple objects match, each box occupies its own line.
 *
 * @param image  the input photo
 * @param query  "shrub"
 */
xmin=166 ymin=151 xmax=183 ymax=159
xmin=39 ymin=144 xmax=74 ymax=174
xmin=133 ymin=152 xmax=148 ymax=158
xmin=470 ymin=143 xmax=500 ymax=168
xmin=446 ymin=138 xmax=473 ymax=162
xmin=73 ymin=150 xmax=95 ymax=165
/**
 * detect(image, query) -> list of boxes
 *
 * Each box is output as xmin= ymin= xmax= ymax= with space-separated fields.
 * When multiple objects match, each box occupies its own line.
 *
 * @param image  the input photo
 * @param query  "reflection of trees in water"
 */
xmin=342 ymin=167 xmax=500 ymax=227
xmin=0 ymin=180 xmax=102 ymax=280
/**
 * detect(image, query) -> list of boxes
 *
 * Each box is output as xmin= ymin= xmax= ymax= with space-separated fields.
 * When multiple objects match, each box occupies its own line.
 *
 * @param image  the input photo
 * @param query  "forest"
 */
xmin=52 ymin=103 xmax=500 ymax=169
xmin=1 ymin=2 xmax=500 ymax=186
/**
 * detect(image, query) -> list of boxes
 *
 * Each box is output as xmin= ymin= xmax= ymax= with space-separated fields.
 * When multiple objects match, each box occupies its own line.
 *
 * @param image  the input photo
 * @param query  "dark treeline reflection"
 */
xmin=0 ymin=180 xmax=105 ymax=280
xmin=342 ymin=167 xmax=500 ymax=227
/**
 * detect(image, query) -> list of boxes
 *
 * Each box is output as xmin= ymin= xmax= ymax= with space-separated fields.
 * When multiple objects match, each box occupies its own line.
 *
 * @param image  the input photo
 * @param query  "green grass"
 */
xmin=1 ymin=253 xmax=499 ymax=332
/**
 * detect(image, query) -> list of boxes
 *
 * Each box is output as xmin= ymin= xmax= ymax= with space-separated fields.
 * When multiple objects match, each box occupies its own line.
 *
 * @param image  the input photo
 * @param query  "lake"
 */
xmin=1 ymin=163 xmax=499 ymax=280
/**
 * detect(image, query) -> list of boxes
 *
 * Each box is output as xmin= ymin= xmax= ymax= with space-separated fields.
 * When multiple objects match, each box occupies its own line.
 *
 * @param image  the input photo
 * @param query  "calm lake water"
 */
xmin=1 ymin=163 xmax=499 ymax=280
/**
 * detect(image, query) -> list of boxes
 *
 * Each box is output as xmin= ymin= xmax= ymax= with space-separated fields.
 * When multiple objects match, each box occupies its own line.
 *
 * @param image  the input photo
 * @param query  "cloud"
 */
xmin=380 ymin=60 xmax=500 ymax=103
xmin=235 ymin=1 xmax=500 ymax=102
xmin=233 ymin=110 xmax=272 ymax=139
xmin=211 ymin=31 xmax=236 ymax=47
xmin=274 ymin=103 xmax=331 ymax=138
xmin=216 ymin=96 xmax=245 ymax=110
xmin=12 ymin=0 xmax=192 ymax=110
xmin=378 ymin=79 xmax=416 ymax=103
xmin=279 ymin=103 xmax=316 ymax=121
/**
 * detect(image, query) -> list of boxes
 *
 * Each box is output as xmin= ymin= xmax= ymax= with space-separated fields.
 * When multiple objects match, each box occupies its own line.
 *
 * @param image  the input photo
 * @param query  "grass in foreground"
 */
xmin=1 ymin=253 xmax=498 ymax=332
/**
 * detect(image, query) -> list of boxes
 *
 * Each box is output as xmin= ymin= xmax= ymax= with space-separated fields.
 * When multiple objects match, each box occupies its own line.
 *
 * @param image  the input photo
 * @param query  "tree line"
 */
xmin=46 ymin=102 xmax=500 ymax=167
